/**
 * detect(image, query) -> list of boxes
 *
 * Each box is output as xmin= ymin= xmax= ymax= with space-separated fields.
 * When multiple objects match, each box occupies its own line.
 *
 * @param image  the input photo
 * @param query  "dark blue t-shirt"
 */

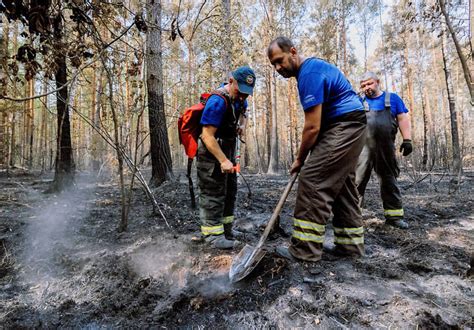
xmin=363 ymin=92 xmax=409 ymax=117
xmin=297 ymin=58 xmax=363 ymax=119
xmin=200 ymin=85 xmax=248 ymax=127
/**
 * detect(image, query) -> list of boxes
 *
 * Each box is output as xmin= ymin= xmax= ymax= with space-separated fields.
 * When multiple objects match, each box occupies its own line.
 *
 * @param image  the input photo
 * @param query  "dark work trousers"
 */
xmin=289 ymin=113 xmax=367 ymax=262
xmin=355 ymin=107 xmax=404 ymax=221
xmin=197 ymin=138 xmax=237 ymax=236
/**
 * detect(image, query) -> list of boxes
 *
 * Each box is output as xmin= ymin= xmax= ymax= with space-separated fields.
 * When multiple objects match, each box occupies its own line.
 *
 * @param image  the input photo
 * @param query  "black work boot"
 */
xmin=204 ymin=234 xmax=239 ymax=250
xmin=275 ymin=246 xmax=297 ymax=261
xmin=386 ymin=218 xmax=409 ymax=229
xmin=223 ymin=223 xmax=245 ymax=240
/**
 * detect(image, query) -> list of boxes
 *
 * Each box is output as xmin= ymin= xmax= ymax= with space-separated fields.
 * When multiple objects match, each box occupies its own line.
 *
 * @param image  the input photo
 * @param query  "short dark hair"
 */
xmin=267 ymin=36 xmax=294 ymax=56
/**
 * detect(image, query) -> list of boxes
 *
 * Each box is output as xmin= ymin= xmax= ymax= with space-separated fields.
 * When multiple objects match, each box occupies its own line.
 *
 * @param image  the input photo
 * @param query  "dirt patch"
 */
xmin=0 ymin=170 xmax=473 ymax=327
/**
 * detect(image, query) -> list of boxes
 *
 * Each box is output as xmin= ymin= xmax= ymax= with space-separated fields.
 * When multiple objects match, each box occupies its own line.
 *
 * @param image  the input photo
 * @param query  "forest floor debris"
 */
xmin=0 ymin=169 xmax=473 ymax=327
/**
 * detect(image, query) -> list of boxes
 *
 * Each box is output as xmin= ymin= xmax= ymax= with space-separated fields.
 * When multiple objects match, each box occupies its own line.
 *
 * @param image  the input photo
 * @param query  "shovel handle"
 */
xmin=231 ymin=138 xmax=241 ymax=173
xmin=255 ymin=172 xmax=298 ymax=249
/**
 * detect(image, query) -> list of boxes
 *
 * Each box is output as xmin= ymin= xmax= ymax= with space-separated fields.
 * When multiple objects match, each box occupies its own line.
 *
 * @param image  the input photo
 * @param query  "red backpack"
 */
xmin=177 ymin=91 xmax=229 ymax=208
xmin=177 ymin=91 xmax=229 ymax=159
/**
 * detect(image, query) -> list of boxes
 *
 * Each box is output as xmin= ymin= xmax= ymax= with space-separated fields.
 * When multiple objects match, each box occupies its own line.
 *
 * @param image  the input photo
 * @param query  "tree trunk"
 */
xmin=221 ymin=0 xmax=232 ymax=78
xmin=51 ymin=14 xmax=75 ymax=192
xmin=251 ymin=94 xmax=263 ymax=173
xmin=441 ymin=31 xmax=463 ymax=186
xmin=404 ymin=45 xmax=416 ymax=137
xmin=27 ymin=79 xmax=34 ymax=168
xmin=0 ymin=21 xmax=8 ymax=169
xmin=40 ymin=76 xmax=48 ymax=172
xmin=267 ymin=71 xmax=279 ymax=174
xmin=378 ymin=0 xmax=389 ymax=88
xmin=147 ymin=0 xmax=173 ymax=186
xmin=439 ymin=0 xmax=474 ymax=105
xmin=420 ymin=82 xmax=429 ymax=171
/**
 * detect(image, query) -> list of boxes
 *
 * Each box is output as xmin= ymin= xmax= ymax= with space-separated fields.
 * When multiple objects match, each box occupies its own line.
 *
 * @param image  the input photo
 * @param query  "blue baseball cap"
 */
xmin=232 ymin=66 xmax=256 ymax=95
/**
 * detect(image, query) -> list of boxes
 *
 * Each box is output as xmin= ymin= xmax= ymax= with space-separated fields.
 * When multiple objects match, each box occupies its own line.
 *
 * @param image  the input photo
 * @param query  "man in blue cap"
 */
xmin=196 ymin=66 xmax=256 ymax=249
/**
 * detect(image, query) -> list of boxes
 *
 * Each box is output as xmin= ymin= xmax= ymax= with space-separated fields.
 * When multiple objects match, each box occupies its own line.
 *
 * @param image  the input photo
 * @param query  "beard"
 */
xmin=364 ymin=88 xmax=376 ymax=97
xmin=277 ymin=58 xmax=297 ymax=78
xmin=277 ymin=69 xmax=291 ymax=78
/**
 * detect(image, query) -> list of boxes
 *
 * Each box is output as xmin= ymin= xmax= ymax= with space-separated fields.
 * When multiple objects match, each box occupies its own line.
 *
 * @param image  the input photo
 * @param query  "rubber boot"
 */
xmin=275 ymin=246 xmax=297 ymax=261
xmin=224 ymin=223 xmax=245 ymax=240
xmin=204 ymin=234 xmax=238 ymax=250
xmin=386 ymin=218 xmax=409 ymax=229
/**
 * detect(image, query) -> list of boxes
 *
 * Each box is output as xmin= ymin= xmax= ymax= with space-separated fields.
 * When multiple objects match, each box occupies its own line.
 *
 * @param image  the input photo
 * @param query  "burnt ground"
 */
xmin=0 ymin=168 xmax=472 ymax=328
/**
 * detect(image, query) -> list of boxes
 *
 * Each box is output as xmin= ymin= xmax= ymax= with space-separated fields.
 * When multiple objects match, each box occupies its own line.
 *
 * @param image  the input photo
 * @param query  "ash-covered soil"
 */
xmin=0 ymin=168 xmax=472 ymax=328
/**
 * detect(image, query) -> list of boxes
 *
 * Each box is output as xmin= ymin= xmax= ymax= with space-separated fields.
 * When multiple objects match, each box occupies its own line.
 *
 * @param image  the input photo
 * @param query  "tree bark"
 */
xmin=147 ymin=0 xmax=173 ymax=186
xmin=441 ymin=30 xmax=463 ymax=185
xmin=51 ymin=13 xmax=75 ymax=192
xmin=404 ymin=45 xmax=416 ymax=137
xmin=221 ymin=0 xmax=232 ymax=78
xmin=267 ymin=71 xmax=279 ymax=174
xmin=0 ymin=21 xmax=8 ymax=169
xmin=439 ymin=0 xmax=474 ymax=105
xmin=40 ymin=76 xmax=48 ymax=172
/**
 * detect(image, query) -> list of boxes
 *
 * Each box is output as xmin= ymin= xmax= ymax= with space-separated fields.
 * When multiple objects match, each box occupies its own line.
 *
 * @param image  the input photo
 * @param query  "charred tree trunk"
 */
xmin=51 ymin=13 xmax=75 ymax=191
xmin=147 ymin=0 xmax=173 ymax=186
xmin=27 ymin=79 xmax=34 ymax=168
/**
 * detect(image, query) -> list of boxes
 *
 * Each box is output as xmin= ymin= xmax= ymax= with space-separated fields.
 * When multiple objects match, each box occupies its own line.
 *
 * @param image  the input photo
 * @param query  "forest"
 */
xmin=0 ymin=0 xmax=473 ymax=328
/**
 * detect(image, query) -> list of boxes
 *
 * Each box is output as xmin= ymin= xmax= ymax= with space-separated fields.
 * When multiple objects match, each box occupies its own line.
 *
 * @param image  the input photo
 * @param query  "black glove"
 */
xmin=400 ymin=139 xmax=413 ymax=156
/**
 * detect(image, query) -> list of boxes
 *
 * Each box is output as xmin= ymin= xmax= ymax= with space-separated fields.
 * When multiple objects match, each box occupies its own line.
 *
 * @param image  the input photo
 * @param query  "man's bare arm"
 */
xmin=201 ymin=125 xmax=234 ymax=172
xmin=291 ymin=104 xmax=322 ymax=174
xmin=397 ymin=113 xmax=411 ymax=140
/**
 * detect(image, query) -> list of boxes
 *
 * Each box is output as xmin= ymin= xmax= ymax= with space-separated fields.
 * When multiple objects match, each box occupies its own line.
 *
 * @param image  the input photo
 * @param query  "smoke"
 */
xmin=21 ymin=185 xmax=94 ymax=282
xmin=196 ymin=274 xmax=233 ymax=298
xmin=129 ymin=237 xmax=193 ymax=289
xmin=129 ymin=237 xmax=234 ymax=298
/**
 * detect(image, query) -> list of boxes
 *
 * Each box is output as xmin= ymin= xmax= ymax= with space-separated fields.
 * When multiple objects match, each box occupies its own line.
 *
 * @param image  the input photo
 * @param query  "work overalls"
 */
xmin=355 ymin=92 xmax=404 ymax=221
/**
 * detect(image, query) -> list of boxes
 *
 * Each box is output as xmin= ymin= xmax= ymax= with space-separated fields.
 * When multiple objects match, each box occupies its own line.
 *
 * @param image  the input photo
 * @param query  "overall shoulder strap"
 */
xmin=363 ymin=98 xmax=370 ymax=111
xmin=384 ymin=91 xmax=391 ymax=109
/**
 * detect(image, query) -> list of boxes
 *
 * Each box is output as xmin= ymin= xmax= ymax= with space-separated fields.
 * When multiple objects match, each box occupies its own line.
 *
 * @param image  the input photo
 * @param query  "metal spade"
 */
xmin=229 ymin=173 xmax=298 ymax=283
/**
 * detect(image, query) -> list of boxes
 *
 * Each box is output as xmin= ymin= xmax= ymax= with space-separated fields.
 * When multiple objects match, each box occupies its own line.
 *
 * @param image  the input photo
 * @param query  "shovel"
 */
xmin=229 ymin=172 xmax=298 ymax=283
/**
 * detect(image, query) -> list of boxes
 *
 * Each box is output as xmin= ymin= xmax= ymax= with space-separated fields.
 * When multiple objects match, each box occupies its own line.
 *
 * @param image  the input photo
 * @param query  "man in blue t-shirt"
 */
xmin=196 ymin=66 xmax=256 ymax=250
xmin=267 ymin=36 xmax=367 ymax=262
xmin=356 ymin=72 xmax=413 ymax=229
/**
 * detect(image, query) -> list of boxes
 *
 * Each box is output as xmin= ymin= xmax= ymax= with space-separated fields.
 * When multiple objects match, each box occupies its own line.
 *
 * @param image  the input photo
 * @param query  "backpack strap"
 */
xmin=186 ymin=157 xmax=196 ymax=209
xmin=212 ymin=87 xmax=238 ymax=125
xmin=211 ymin=88 xmax=231 ymax=109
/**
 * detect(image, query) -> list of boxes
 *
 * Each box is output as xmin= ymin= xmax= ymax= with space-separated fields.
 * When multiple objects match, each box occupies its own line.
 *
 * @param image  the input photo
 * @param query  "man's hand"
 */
xmin=290 ymin=159 xmax=304 ymax=175
xmin=220 ymin=159 xmax=235 ymax=173
xmin=236 ymin=124 xmax=245 ymax=136
xmin=399 ymin=139 xmax=413 ymax=156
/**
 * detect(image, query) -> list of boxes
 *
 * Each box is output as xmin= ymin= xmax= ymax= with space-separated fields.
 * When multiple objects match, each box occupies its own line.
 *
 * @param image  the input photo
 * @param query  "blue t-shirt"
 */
xmin=200 ymin=85 xmax=248 ymax=127
xmin=297 ymin=58 xmax=363 ymax=119
xmin=363 ymin=92 xmax=409 ymax=117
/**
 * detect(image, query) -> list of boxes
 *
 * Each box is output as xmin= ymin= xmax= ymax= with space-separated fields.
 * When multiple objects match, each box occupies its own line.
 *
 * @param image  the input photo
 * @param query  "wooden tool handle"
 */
xmin=255 ymin=173 xmax=298 ymax=249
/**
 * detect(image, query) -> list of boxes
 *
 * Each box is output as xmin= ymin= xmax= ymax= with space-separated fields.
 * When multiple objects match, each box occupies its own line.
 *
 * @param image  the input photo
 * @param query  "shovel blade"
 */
xmin=229 ymin=244 xmax=266 ymax=283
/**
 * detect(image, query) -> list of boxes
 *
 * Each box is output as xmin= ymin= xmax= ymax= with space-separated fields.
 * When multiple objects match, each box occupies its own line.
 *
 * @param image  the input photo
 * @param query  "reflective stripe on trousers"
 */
xmin=334 ymin=226 xmax=364 ymax=245
xmin=384 ymin=209 xmax=404 ymax=217
xmin=201 ymin=224 xmax=224 ymax=236
xmin=222 ymin=215 xmax=234 ymax=224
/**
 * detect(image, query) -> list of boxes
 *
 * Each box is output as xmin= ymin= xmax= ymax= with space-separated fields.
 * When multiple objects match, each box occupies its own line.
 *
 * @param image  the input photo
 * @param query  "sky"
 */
xmin=349 ymin=0 xmax=394 ymax=67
